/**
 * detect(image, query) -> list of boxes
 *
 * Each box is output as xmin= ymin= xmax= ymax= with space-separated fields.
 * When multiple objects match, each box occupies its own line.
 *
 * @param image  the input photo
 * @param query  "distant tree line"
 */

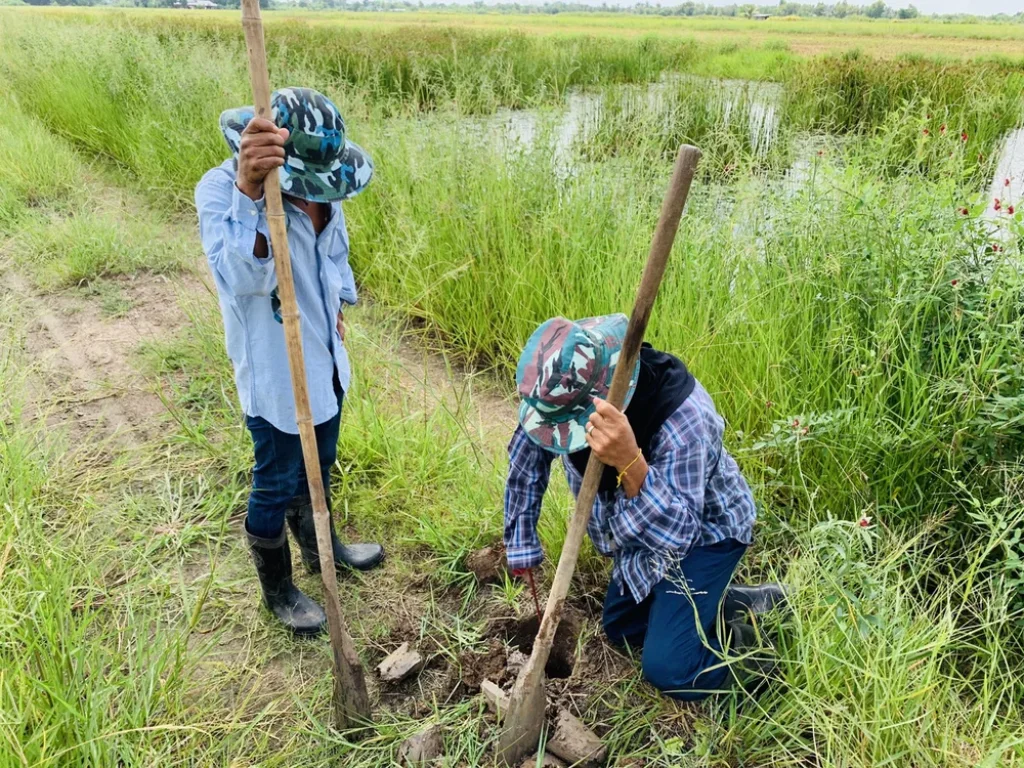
xmin=304 ymin=0 xmax=1017 ymax=21
xmin=11 ymin=0 xmax=1024 ymax=24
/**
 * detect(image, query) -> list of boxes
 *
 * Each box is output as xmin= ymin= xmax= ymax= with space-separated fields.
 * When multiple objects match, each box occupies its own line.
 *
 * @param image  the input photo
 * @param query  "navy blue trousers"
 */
xmin=245 ymin=388 xmax=343 ymax=539
xmin=602 ymin=538 xmax=746 ymax=701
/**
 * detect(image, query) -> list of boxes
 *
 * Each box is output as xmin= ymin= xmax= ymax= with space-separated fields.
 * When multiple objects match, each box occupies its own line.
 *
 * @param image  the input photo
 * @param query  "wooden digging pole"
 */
xmin=240 ymin=0 xmax=372 ymax=730
xmin=497 ymin=144 xmax=702 ymax=766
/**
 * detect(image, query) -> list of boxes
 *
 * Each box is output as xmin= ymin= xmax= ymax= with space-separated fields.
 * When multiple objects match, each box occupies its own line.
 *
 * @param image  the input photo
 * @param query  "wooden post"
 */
xmin=497 ymin=145 xmax=702 ymax=765
xmin=240 ymin=0 xmax=371 ymax=729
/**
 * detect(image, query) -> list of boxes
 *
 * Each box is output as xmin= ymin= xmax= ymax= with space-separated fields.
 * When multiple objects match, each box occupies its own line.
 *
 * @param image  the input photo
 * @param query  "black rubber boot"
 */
xmin=247 ymin=524 xmax=327 ymax=637
xmin=723 ymin=583 xmax=788 ymax=623
xmin=286 ymin=499 xmax=385 ymax=574
xmin=726 ymin=618 xmax=778 ymax=692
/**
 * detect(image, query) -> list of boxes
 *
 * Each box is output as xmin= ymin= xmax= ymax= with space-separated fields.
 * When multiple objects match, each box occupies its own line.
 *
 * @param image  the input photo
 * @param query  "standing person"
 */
xmin=504 ymin=315 xmax=783 ymax=699
xmin=196 ymin=87 xmax=384 ymax=637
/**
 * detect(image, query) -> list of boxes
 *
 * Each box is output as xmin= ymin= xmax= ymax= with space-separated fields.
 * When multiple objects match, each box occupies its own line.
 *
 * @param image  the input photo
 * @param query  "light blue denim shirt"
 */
xmin=195 ymin=160 xmax=358 ymax=434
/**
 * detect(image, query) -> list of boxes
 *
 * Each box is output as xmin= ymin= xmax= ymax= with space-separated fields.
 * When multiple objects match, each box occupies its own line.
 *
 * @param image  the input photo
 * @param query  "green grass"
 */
xmin=2 ymin=12 xmax=1018 ymax=206
xmin=785 ymin=51 xmax=1024 ymax=181
xmin=0 ymin=93 xmax=194 ymax=289
xmin=8 ymin=213 xmax=193 ymax=290
xmin=0 ymin=96 xmax=87 ymax=233
xmin=577 ymin=77 xmax=791 ymax=179
xmin=2 ymin=8 xmax=1024 ymax=767
xmin=352 ymin=114 xmax=1024 ymax=526
xmin=7 ymin=269 xmax=1024 ymax=766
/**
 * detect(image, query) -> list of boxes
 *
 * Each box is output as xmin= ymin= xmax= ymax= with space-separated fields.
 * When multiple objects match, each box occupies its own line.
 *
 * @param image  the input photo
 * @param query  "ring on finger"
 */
xmin=586 ymin=423 xmax=595 ymax=435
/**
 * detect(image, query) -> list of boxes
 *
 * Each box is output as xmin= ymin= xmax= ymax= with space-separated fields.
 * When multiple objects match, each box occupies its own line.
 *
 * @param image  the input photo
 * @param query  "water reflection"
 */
xmin=478 ymin=78 xmax=1022 ymax=207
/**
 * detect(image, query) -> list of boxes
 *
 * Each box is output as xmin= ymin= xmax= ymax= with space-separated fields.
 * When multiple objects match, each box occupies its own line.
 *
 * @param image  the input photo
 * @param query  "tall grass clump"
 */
xmin=785 ymin=51 xmax=1024 ymax=180
xmin=4 ymin=10 xmax=695 ymax=116
xmin=0 ymin=369 xmax=204 ymax=766
xmin=708 ymin=510 xmax=1024 ymax=766
xmin=0 ymin=14 xmax=365 ymax=206
xmin=352 ymin=118 xmax=1024 ymax=535
xmin=577 ymin=77 xmax=790 ymax=179
xmin=0 ymin=95 xmax=87 ymax=232
xmin=0 ymin=94 xmax=193 ymax=287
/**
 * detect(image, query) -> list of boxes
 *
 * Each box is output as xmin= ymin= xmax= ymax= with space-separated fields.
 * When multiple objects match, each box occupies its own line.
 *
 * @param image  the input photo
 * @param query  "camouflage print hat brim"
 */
xmin=278 ymin=139 xmax=373 ymax=203
xmin=515 ymin=315 xmax=641 ymax=455
xmin=218 ymin=96 xmax=373 ymax=203
xmin=219 ymin=106 xmax=254 ymax=156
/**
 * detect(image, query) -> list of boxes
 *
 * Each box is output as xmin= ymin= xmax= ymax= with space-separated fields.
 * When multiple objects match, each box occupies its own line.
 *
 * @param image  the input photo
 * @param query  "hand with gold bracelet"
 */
xmin=585 ymin=398 xmax=649 ymax=498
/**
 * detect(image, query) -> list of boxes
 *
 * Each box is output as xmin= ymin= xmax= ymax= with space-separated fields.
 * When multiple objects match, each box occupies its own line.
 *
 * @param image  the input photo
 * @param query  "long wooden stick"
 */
xmin=240 ymin=0 xmax=371 ymax=730
xmin=497 ymin=145 xmax=702 ymax=766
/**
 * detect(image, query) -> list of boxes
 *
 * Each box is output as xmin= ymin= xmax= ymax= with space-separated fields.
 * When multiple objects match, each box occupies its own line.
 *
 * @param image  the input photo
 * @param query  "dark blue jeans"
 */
xmin=602 ymin=538 xmax=747 ymax=701
xmin=245 ymin=388 xmax=343 ymax=539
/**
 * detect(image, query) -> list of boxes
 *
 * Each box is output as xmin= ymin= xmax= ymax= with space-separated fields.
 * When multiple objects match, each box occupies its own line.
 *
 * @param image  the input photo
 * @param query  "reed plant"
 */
xmin=576 ymin=76 xmax=791 ymax=179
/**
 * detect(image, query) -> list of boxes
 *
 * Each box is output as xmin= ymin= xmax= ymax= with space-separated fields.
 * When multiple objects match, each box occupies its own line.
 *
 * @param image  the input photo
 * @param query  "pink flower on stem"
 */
xmin=940 ymin=124 xmax=947 ymax=134
xmin=1009 ymin=205 xmax=1016 ymax=215
xmin=994 ymin=198 xmax=1002 ymax=212
xmin=951 ymin=279 xmax=959 ymax=287
xmin=961 ymin=130 xmax=969 ymax=142
xmin=792 ymin=418 xmax=800 ymax=429
xmin=1005 ymin=178 xmax=1012 ymax=187
xmin=959 ymin=207 xmax=969 ymax=216
xmin=858 ymin=515 xmax=872 ymax=528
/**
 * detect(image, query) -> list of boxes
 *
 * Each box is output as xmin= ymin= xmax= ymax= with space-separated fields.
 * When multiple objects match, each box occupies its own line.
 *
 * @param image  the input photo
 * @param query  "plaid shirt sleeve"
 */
xmin=503 ymin=426 xmax=554 ymax=571
xmin=605 ymin=401 xmax=706 ymax=557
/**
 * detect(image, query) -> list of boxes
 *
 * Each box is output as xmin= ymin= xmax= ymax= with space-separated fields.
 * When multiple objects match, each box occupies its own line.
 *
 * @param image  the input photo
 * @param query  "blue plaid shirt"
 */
xmin=504 ymin=379 xmax=756 ymax=604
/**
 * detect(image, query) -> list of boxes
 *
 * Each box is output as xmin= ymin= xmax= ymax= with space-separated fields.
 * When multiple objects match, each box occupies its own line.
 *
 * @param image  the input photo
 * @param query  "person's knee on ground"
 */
xmin=603 ymin=615 xmax=645 ymax=651
xmin=602 ymin=577 xmax=650 ymax=651
xmin=640 ymin=648 xmax=728 ymax=701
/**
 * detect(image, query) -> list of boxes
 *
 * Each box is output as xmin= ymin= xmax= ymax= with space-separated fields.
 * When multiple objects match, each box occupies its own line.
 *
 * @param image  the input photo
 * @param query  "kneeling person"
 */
xmin=504 ymin=315 xmax=777 ymax=699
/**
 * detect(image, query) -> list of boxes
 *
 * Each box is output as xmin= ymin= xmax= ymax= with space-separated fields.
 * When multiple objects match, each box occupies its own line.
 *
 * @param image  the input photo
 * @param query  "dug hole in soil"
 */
xmin=501 ymin=613 xmax=581 ymax=680
xmin=455 ymin=611 xmax=583 ymax=696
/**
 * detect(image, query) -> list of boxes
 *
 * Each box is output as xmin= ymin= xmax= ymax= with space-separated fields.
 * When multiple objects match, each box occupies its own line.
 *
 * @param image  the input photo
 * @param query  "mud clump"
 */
xmin=459 ymin=637 xmax=509 ymax=691
xmin=398 ymin=723 xmax=444 ymax=766
xmin=465 ymin=544 xmax=508 ymax=584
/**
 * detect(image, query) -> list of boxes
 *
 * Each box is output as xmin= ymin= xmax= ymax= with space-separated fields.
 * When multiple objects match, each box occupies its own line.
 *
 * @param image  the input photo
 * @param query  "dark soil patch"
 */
xmin=495 ymin=613 xmax=581 ymax=680
xmin=458 ymin=636 xmax=508 ymax=691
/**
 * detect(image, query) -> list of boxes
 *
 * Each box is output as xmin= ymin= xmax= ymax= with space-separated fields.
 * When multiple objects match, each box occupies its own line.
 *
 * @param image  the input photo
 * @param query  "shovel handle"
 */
xmin=541 ymin=144 xmax=701 ymax=643
xmin=240 ymin=0 xmax=372 ymax=729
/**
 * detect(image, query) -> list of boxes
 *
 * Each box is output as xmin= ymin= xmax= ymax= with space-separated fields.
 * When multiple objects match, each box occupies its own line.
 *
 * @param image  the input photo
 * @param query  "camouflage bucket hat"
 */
xmin=219 ymin=87 xmax=373 ymax=203
xmin=516 ymin=315 xmax=641 ymax=455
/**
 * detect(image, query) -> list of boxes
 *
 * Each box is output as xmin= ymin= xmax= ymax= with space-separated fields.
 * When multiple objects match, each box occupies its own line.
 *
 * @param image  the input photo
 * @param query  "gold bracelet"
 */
xmin=616 ymin=449 xmax=643 ymax=488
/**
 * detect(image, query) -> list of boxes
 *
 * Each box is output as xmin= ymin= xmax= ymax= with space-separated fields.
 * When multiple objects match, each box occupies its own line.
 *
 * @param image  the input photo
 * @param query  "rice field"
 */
xmin=2 ymin=7 xmax=1024 ymax=767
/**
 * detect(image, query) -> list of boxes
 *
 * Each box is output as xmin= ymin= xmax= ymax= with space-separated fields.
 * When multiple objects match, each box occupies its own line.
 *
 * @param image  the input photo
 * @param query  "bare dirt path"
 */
xmin=8 ymin=269 xmax=207 ymax=449
xmin=5 ymin=252 xmax=514 ymax=457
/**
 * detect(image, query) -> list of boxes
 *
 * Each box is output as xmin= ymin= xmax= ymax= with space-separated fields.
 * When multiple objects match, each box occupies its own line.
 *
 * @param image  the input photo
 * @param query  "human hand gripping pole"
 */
xmin=240 ymin=0 xmax=372 ymax=730
xmin=496 ymin=145 xmax=702 ymax=766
